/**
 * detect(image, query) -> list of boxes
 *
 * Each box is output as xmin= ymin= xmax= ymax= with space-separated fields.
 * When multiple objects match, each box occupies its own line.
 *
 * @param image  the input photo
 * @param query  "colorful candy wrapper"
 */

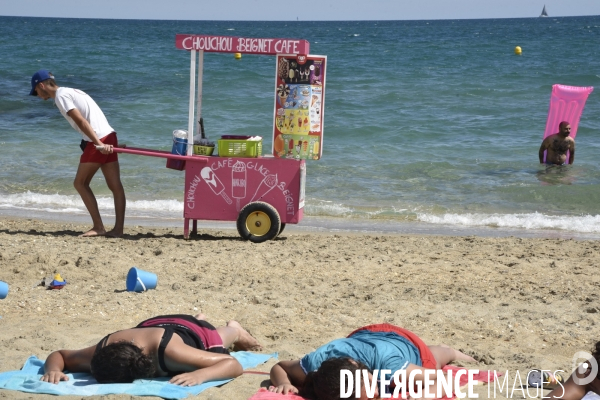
xmin=49 ymin=273 xmax=67 ymax=290
xmin=528 ymin=370 xmax=564 ymax=389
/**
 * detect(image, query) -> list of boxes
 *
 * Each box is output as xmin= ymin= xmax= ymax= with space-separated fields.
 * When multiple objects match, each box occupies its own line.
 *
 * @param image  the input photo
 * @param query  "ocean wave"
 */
xmin=418 ymin=212 xmax=600 ymax=233
xmin=304 ymin=200 xmax=353 ymax=216
xmin=4 ymin=192 xmax=600 ymax=234
xmin=0 ymin=192 xmax=183 ymax=214
xmin=305 ymin=201 xmax=414 ymax=220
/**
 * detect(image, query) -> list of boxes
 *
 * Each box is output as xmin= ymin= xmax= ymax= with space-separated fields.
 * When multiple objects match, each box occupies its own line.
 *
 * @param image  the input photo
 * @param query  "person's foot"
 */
xmin=80 ymin=228 xmax=106 ymax=237
xmin=453 ymin=348 xmax=477 ymax=363
xmin=104 ymin=229 xmax=123 ymax=238
xmin=227 ymin=320 xmax=262 ymax=351
xmin=193 ymin=312 xmax=207 ymax=320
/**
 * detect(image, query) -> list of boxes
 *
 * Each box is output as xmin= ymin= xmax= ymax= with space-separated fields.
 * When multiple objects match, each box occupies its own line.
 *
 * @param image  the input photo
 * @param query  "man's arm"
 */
xmin=168 ymin=357 xmax=242 ymax=386
xmin=539 ymin=139 xmax=549 ymax=164
xmin=66 ymin=108 xmax=113 ymax=154
xmin=269 ymin=360 xmax=307 ymax=394
xmin=164 ymin=340 xmax=242 ymax=386
xmin=545 ymin=371 xmax=586 ymax=400
xmin=42 ymin=345 xmax=96 ymax=384
xmin=569 ymin=140 xmax=575 ymax=164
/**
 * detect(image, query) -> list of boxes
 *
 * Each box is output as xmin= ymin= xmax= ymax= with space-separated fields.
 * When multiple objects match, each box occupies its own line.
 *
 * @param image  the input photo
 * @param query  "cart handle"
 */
xmin=113 ymin=146 xmax=209 ymax=162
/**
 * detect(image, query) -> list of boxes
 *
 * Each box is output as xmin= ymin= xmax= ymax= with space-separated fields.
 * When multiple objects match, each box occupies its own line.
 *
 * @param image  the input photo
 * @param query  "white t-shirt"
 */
xmin=54 ymin=87 xmax=114 ymax=141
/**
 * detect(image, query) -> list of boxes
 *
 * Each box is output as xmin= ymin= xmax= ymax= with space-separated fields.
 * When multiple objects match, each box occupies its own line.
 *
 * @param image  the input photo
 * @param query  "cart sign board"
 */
xmin=272 ymin=54 xmax=326 ymax=160
xmin=184 ymin=157 xmax=305 ymax=223
xmin=176 ymin=34 xmax=310 ymax=55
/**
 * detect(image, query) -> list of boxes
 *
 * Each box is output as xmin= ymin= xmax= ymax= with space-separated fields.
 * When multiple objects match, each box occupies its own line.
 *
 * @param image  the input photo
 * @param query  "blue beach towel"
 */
xmin=0 ymin=352 xmax=276 ymax=399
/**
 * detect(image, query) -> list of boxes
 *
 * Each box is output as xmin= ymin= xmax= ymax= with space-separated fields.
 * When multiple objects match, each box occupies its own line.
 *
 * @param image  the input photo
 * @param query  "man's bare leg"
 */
xmin=216 ymin=320 xmax=262 ymax=351
xmin=101 ymin=161 xmax=125 ymax=238
xmin=73 ymin=162 xmax=106 ymax=237
xmin=428 ymin=344 xmax=476 ymax=369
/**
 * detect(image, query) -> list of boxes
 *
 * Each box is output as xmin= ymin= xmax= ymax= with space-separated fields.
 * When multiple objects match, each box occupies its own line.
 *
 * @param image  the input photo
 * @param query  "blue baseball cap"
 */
xmin=30 ymin=69 xmax=55 ymax=96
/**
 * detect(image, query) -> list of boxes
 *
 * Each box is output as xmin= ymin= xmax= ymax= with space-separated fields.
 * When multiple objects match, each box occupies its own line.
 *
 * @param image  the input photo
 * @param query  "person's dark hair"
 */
xmin=559 ymin=121 xmax=570 ymax=130
xmin=300 ymin=357 xmax=370 ymax=400
xmin=42 ymin=78 xmax=57 ymax=88
xmin=592 ymin=341 xmax=600 ymax=365
xmin=90 ymin=341 xmax=156 ymax=383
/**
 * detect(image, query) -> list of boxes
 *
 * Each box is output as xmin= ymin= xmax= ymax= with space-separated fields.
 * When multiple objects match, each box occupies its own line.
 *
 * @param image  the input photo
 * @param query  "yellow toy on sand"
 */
xmin=49 ymin=273 xmax=67 ymax=290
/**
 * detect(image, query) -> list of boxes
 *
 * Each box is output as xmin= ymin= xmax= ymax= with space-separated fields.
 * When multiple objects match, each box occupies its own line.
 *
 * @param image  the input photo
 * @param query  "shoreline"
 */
xmin=0 ymin=216 xmax=599 ymax=399
xmin=2 ymin=208 xmax=600 ymax=241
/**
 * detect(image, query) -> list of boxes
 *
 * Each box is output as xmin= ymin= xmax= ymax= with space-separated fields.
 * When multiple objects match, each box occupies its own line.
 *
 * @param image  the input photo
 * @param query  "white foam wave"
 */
xmin=0 ymin=192 xmax=183 ymax=214
xmin=5 ymin=192 xmax=600 ymax=234
xmin=365 ymin=206 xmax=409 ymax=218
xmin=0 ymin=204 xmax=85 ymax=214
xmin=304 ymin=200 xmax=353 ymax=216
xmin=306 ymin=201 xmax=411 ymax=219
xmin=123 ymin=199 xmax=183 ymax=212
xmin=418 ymin=212 xmax=600 ymax=233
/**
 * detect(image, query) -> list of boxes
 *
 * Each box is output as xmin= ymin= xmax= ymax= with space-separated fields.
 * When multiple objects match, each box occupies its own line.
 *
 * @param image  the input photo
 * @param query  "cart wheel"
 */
xmin=237 ymin=202 xmax=281 ymax=243
xmin=277 ymin=223 xmax=286 ymax=237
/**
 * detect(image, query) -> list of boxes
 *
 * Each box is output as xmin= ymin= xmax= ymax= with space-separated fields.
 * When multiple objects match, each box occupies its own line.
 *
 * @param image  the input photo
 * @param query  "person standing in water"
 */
xmin=30 ymin=69 xmax=126 ymax=237
xmin=539 ymin=121 xmax=576 ymax=166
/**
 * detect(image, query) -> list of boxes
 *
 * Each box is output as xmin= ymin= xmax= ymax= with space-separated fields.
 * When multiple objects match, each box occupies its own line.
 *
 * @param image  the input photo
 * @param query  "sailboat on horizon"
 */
xmin=540 ymin=5 xmax=548 ymax=17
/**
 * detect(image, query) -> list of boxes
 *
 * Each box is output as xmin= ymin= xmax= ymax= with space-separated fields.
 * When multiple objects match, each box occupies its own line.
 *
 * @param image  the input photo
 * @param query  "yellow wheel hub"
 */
xmin=246 ymin=211 xmax=271 ymax=236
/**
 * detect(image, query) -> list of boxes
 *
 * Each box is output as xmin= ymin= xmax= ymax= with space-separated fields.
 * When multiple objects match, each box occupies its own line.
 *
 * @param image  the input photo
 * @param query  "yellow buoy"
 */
xmin=234 ymin=53 xmax=242 ymax=60
xmin=514 ymin=46 xmax=522 ymax=55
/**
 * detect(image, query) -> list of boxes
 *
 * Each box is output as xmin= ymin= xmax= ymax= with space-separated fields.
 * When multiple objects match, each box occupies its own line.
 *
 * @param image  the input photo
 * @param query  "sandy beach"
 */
xmin=0 ymin=216 xmax=599 ymax=399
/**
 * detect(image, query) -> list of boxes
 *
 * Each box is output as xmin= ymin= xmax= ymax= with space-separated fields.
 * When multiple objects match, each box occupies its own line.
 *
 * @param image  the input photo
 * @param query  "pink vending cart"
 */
xmin=114 ymin=34 xmax=327 ymax=242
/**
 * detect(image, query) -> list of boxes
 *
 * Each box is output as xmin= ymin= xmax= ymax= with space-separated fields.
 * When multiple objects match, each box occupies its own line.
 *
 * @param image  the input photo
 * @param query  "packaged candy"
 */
xmin=528 ymin=370 xmax=564 ymax=389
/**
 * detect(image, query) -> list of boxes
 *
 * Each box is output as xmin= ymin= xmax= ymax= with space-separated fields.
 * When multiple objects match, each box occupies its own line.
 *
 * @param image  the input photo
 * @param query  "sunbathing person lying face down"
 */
xmin=546 ymin=341 xmax=600 ymax=400
xmin=269 ymin=323 xmax=476 ymax=400
xmin=41 ymin=313 xmax=261 ymax=386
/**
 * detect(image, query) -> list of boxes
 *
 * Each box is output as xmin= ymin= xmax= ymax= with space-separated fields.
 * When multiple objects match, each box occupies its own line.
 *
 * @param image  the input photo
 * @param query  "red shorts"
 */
xmin=347 ymin=323 xmax=437 ymax=369
xmin=80 ymin=132 xmax=119 ymax=164
xmin=137 ymin=315 xmax=226 ymax=352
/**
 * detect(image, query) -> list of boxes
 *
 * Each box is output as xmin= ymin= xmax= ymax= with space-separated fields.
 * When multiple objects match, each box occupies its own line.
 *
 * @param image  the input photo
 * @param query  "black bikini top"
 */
xmin=95 ymin=328 xmax=176 ymax=374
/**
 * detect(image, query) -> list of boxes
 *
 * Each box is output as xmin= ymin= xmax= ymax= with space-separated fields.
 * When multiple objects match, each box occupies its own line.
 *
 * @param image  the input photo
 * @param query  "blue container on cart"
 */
xmin=166 ymin=129 xmax=188 ymax=170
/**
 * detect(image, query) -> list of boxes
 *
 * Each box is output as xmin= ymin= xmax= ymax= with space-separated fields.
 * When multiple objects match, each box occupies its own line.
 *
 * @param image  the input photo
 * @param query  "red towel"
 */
xmin=248 ymin=388 xmax=305 ymax=400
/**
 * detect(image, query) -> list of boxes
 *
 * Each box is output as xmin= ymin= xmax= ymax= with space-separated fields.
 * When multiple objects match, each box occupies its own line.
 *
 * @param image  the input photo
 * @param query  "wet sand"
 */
xmin=0 ymin=217 xmax=599 ymax=399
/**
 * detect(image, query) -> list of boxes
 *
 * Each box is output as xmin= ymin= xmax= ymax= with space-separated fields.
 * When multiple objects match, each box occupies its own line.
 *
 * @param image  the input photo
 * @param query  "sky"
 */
xmin=1 ymin=0 xmax=599 ymax=21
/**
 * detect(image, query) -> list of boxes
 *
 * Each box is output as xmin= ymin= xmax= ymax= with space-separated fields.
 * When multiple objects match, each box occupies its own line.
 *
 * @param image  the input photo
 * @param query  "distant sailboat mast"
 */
xmin=540 ymin=5 xmax=548 ymax=17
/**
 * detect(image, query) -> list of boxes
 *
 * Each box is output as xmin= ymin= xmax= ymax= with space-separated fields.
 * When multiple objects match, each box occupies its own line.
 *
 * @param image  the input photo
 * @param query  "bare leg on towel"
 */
xmin=194 ymin=312 xmax=261 ymax=351
xmin=428 ymin=344 xmax=476 ymax=369
xmin=215 ymin=320 xmax=262 ymax=351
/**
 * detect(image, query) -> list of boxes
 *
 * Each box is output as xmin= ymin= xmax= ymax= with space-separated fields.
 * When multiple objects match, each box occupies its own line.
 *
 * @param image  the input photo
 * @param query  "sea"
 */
xmin=1 ymin=15 xmax=600 ymax=239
